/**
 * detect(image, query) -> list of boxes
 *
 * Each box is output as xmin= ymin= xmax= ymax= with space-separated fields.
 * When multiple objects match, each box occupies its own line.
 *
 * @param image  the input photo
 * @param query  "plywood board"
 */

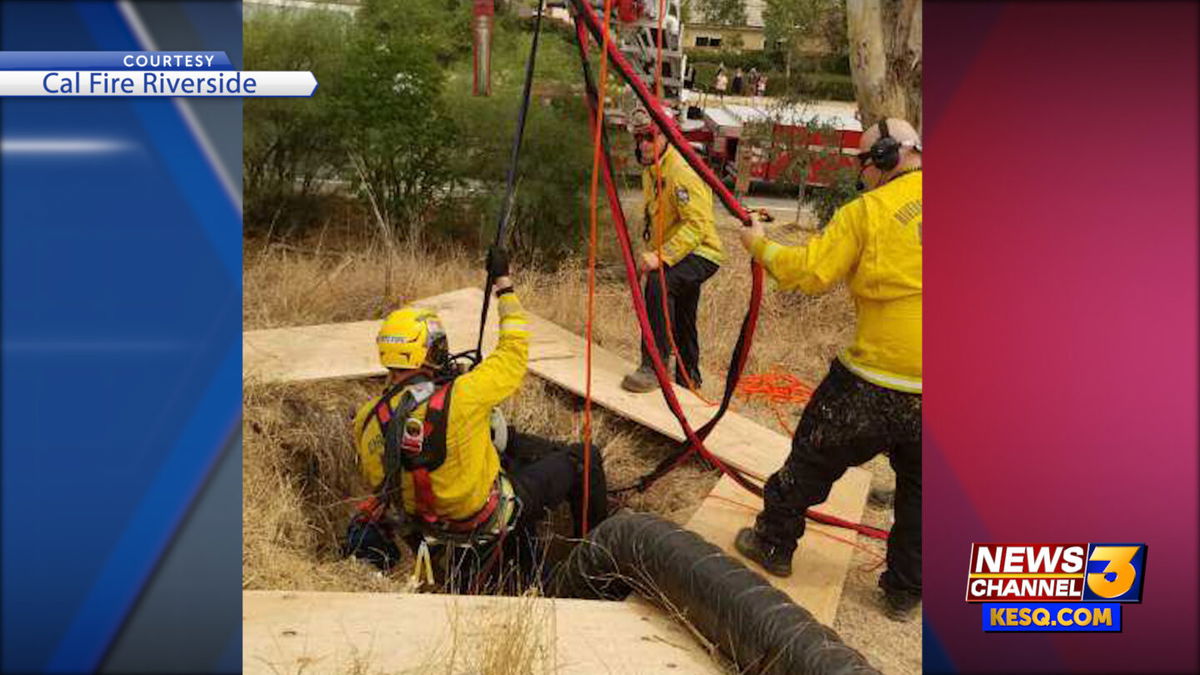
xmin=684 ymin=469 xmax=872 ymax=625
xmin=243 ymin=590 xmax=722 ymax=674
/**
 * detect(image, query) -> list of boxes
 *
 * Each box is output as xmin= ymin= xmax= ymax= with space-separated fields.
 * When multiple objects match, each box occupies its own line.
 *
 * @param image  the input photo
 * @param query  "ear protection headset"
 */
xmin=862 ymin=118 xmax=902 ymax=172
xmin=856 ymin=118 xmax=923 ymax=191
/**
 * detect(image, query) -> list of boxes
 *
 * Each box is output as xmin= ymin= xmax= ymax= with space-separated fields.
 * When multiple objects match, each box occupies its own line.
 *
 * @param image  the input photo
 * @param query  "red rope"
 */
xmin=570 ymin=7 xmax=888 ymax=544
xmin=707 ymin=494 xmax=887 ymax=560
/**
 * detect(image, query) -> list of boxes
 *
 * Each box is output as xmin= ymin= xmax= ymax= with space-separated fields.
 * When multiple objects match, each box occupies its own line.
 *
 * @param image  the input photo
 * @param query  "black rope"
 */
xmin=474 ymin=0 xmax=547 ymax=362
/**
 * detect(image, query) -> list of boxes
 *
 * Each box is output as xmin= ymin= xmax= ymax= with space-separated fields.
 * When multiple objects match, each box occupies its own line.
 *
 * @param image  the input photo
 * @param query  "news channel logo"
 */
xmin=966 ymin=543 xmax=1146 ymax=632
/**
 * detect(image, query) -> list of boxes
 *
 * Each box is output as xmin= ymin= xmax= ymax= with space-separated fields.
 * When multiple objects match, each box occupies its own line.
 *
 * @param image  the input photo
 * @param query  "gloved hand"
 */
xmin=486 ymin=245 xmax=510 ymax=278
xmin=739 ymin=217 xmax=766 ymax=252
xmin=344 ymin=518 xmax=401 ymax=571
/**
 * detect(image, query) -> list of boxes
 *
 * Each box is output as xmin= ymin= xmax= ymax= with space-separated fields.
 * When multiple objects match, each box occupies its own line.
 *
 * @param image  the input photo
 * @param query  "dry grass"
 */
xmin=243 ymin=214 xmax=918 ymax=673
xmin=426 ymin=591 xmax=557 ymax=675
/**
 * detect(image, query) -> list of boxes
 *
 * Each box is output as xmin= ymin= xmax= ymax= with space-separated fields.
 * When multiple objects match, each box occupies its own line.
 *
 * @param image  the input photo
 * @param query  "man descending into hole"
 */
xmin=733 ymin=118 xmax=924 ymax=621
xmin=620 ymin=108 xmax=724 ymax=394
xmin=344 ymin=248 xmax=608 ymax=591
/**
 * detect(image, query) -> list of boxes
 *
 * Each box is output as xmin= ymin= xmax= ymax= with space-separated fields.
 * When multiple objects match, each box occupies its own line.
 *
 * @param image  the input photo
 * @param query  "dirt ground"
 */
xmin=242 ymin=213 xmax=920 ymax=673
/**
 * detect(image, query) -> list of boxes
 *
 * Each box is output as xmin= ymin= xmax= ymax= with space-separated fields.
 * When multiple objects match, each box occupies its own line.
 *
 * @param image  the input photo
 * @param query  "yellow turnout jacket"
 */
xmin=643 ymin=145 xmax=724 ymax=267
xmin=749 ymin=170 xmax=922 ymax=393
xmin=354 ymin=293 xmax=530 ymax=520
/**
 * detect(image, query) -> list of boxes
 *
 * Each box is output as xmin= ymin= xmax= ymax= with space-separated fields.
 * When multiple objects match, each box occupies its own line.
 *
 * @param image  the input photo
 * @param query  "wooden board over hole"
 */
xmin=243 ymin=590 xmax=722 ymax=674
xmin=684 ymin=470 xmax=872 ymax=625
xmin=244 ymin=287 xmax=871 ymax=622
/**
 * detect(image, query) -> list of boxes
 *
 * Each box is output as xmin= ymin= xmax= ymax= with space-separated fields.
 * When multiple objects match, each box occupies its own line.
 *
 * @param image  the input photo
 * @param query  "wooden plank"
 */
xmin=684 ymin=469 xmax=872 ymax=625
xmin=244 ymin=320 xmax=381 ymax=385
xmin=244 ymin=287 xmax=871 ymax=622
xmin=243 ymin=590 xmax=721 ymax=674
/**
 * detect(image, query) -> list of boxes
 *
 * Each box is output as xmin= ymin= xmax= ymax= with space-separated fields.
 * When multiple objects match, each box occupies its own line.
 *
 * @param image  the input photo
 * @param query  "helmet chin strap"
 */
xmin=388 ymin=368 xmax=429 ymax=386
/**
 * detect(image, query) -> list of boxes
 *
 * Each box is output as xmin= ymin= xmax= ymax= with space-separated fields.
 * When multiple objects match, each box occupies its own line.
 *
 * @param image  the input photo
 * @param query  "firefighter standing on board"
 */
xmin=733 ymin=118 xmax=923 ymax=621
xmin=620 ymin=109 xmax=724 ymax=394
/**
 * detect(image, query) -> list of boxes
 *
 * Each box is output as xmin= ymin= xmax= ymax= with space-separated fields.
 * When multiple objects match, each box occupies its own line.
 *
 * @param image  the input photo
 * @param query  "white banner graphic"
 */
xmin=0 ymin=71 xmax=316 ymax=97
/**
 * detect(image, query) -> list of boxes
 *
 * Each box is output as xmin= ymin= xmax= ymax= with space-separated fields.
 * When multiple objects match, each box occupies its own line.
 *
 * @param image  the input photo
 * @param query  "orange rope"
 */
xmin=734 ymin=368 xmax=814 ymax=434
xmin=581 ymin=0 xmax=617 ymax=537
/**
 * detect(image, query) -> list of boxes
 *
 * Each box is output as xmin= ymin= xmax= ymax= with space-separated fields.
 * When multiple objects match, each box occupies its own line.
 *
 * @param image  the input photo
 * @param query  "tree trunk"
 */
xmin=846 ymin=0 xmax=922 ymax=132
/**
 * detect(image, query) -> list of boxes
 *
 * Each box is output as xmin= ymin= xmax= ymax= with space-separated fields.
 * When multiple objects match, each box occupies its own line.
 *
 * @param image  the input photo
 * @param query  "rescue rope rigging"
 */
xmin=460 ymin=0 xmax=888 ymax=545
xmin=570 ymin=0 xmax=766 ymax=500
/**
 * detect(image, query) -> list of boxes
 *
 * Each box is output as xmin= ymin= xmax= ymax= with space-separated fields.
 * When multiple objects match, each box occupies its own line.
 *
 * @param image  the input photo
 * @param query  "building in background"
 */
xmin=685 ymin=0 xmax=765 ymax=51
xmin=686 ymin=0 xmax=830 ymax=55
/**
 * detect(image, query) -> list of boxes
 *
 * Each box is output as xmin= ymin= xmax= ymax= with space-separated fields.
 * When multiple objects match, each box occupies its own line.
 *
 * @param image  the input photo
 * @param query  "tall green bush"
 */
xmin=244 ymin=1 xmax=598 ymax=259
xmin=439 ymin=27 xmax=595 ymax=260
xmin=243 ymin=10 xmax=351 ymax=230
xmin=338 ymin=6 xmax=459 ymax=240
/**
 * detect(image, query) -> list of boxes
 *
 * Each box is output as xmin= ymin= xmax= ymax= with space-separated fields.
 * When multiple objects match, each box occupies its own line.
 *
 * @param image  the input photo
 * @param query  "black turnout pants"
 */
xmin=444 ymin=430 xmax=607 ymax=592
xmin=505 ymin=430 xmax=608 ymax=539
xmin=755 ymin=359 xmax=923 ymax=596
xmin=641 ymin=254 xmax=719 ymax=385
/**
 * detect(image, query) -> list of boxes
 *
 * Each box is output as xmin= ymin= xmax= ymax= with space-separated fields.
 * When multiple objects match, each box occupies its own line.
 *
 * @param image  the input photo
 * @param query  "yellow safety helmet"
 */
xmin=376 ymin=306 xmax=449 ymax=370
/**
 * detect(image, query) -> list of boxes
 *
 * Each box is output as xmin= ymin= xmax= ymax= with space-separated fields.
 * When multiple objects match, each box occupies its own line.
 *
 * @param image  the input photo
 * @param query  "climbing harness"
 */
xmin=374 ymin=380 xmax=453 ymax=525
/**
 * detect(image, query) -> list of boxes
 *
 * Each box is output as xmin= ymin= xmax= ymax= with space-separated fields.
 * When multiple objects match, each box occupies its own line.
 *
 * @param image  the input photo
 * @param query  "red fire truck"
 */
xmin=681 ymin=102 xmax=863 ymax=188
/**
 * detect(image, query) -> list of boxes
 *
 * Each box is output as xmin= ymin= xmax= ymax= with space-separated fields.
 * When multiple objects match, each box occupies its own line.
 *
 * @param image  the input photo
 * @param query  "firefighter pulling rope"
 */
xmin=638 ymin=0 xmax=719 ymax=406
xmin=565 ymin=0 xmax=898 ymax=547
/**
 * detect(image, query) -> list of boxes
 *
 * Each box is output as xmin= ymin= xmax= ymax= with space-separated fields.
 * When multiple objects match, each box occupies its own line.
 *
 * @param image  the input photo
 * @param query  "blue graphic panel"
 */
xmin=1 ymin=2 xmax=241 ymax=671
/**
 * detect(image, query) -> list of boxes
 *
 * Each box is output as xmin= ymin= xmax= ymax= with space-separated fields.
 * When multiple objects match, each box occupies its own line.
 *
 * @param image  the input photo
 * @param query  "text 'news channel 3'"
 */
xmin=966 ymin=543 xmax=1146 ymax=632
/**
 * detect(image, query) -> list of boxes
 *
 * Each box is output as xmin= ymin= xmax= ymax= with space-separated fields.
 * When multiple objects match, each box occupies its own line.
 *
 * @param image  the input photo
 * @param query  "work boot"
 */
xmin=621 ymin=364 xmax=659 ymax=393
xmin=878 ymin=575 xmax=921 ymax=622
xmin=867 ymin=486 xmax=895 ymax=508
xmin=734 ymin=528 xmax=793 ymax=578
xmin=621 ymin=357 xmax=672 ymax=393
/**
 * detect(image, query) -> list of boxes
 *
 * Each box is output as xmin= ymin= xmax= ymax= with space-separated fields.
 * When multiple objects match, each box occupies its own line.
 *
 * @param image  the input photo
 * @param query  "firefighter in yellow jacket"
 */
xmin=734 ymin=118 xmax=923 ymax=621
xmin=344 ymin=248 xmax=608 ymax=589
xmin=621 ymin=109 xmax=724 ymax=393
